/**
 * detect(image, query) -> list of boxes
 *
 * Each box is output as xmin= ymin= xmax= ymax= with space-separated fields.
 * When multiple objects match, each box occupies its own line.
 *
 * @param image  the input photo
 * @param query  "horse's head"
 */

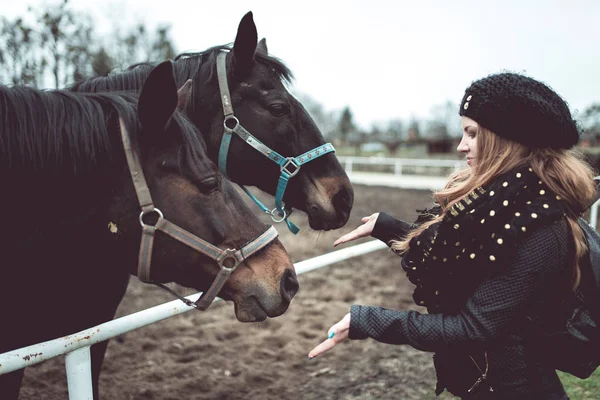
xmin=191 ymin=12 xmax=353 ymax=231
xmin=117 ymin=61 xmax=298 ymax=321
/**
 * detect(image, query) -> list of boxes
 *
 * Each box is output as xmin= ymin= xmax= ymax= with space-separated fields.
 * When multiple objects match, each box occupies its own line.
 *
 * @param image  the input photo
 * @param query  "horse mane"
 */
xmin=0 ymin=85 xmax=208 ymax=176
xmin=70 ymin=44 xmax=294 ymax=94
xmin=0 ymin=85 xmax=134 ymax=172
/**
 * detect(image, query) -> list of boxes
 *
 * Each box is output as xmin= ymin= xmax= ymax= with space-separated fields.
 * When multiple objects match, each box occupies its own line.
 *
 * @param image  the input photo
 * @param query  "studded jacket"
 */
xmin=349 ymin=168 xmax=574 ymax=399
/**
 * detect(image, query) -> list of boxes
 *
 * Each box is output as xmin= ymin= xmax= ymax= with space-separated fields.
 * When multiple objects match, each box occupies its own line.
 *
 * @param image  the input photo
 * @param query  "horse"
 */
xmin=70 ymin=11 xmax=354 ymax=232
xmin=0 ymin=61 xmax=298 ymax=399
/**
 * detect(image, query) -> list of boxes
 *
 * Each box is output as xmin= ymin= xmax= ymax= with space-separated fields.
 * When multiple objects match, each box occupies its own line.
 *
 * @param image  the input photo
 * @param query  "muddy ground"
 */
xmin=19 ymin=185 xmax=457 ymax=400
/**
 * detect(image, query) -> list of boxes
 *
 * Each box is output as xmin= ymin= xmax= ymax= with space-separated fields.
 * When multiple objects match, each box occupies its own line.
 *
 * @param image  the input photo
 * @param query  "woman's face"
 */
xmin=458 ymin=116 xmax=479 ymax=168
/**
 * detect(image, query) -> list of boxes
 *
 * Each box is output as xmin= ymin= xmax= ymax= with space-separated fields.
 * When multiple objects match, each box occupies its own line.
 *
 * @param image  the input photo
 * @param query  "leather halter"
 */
xmin=119 ymin=118 xmax=278 ymax=310
xmin=215 ymin=50 xmax=335 ymax=234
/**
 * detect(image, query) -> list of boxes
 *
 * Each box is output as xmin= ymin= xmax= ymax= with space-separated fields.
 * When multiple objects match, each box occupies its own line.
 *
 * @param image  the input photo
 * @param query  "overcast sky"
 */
xmin=3 ymin=0 xmax=600 ymax=129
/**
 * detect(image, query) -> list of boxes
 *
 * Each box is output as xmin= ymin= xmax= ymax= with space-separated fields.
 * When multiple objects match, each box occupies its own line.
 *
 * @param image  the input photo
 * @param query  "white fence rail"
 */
xmin=0 ymin=240 xmax=388 ymax=400
xmin=338 ymin=157 xmax=600 ymax=229
xmin=337 ymin=156 xmax=463 ymax=176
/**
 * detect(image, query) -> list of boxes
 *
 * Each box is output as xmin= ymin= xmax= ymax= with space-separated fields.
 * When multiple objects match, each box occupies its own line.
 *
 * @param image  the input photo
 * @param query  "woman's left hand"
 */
xmin=308 ymin=313 xmax=351 ymax=359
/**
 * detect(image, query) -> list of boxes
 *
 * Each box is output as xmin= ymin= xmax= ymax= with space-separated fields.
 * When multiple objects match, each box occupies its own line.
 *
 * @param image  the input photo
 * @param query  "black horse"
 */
xmin=70 ymin=11 xmax=354 ymax=231
xmin=0 ymin=61 xmax=297 ymax=399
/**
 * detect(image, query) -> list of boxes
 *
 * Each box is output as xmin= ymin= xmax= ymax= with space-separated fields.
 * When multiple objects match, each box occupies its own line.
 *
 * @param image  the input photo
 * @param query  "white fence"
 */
xmin=0 ymin=240 xmax=388 ymax=400
xmin=338 ymin=157 xmax=600 ymax=229
xmin=337 ymin=156 xmax=463 ymax=176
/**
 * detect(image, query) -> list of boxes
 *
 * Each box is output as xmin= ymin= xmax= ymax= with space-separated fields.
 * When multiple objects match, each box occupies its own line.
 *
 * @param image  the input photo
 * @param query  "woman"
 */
xmin=308 ymin=72 xmax=597 ymax=399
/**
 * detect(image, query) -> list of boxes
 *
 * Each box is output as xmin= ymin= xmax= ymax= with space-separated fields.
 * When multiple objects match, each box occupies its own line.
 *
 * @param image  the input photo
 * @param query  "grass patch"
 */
xmin=559 ymin=369 xmax=600 ymax=400
xmin=431 ymin=369 xmax=600 ymax=399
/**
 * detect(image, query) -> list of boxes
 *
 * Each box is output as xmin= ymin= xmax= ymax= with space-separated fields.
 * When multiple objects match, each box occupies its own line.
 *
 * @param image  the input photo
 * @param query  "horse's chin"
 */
xmin=306 ymin=213 xmax=348 ymax=231
xmin=232 ymin=295 xmax=291 ymax=322
xmin=233 ymin=300 xmax=268 ymax=322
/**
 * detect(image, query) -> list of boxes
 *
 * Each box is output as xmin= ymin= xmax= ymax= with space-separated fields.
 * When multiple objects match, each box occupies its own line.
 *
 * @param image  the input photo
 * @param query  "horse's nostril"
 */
xmin=280 ymin=269 xmax=299 ymax=302
xmin=332 ymin=186 xmax=354 ymax=211
xmin=332 ymin=186 xmax=354 ymax=224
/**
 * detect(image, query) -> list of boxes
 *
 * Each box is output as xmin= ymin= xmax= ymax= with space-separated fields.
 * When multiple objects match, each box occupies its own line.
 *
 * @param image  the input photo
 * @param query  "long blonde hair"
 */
xmin=391 ymin=126 xmax=597 ymax=289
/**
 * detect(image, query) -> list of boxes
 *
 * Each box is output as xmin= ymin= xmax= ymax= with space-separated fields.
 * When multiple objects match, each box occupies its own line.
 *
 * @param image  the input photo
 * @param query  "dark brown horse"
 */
xmin=0 ymin=61 xmax=297 ymax=399
xmin=70 ymin=12 xmax=354 ymax=232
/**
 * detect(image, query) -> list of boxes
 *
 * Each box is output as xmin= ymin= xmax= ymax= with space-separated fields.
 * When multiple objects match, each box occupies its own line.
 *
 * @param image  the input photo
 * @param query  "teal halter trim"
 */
xmin=240 ymin=186 xmax=300 ymax=234
xmin=215 ymin=50 xmax=335 ymax=234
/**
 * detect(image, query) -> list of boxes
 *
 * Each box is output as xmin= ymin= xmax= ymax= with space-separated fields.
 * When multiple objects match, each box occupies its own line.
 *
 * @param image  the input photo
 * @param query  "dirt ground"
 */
xmin=19 ymin=184 xmax=453 ymax=400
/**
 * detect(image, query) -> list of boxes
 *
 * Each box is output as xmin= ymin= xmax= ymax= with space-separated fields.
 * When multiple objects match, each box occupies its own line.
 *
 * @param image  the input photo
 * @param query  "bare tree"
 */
xmin=0 ymin=0 xmax=178 ymax=87
xmin=338 ymin=106 xmax=357 ymax=146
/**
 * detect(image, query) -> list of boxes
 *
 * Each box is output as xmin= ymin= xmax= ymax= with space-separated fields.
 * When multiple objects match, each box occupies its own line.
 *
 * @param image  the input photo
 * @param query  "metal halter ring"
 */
xmin=223 ymin=116 xmax=239 ymax=131
xmin=216 ymin=248 xmax=241 ymax=270
xmin=281 ymin=157 xmax=301 ymax=178
xmin=139 ymin=208 xmax=164 ymax=228
xmin=270 ymin=207 xmax=287 ymax=223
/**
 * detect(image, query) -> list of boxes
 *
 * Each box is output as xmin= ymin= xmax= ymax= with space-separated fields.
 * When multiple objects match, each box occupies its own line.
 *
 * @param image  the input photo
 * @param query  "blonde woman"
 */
xmin=309 ymin=73 xmax=597 ymax=399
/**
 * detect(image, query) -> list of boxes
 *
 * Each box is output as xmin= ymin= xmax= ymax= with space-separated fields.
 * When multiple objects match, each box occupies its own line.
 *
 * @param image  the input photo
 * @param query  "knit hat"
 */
xmin=459 ymin=72 xmax=579 ymax=149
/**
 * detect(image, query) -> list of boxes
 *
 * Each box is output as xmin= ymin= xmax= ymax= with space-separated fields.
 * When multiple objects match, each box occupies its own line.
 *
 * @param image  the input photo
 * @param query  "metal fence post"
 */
xmin=65 ymin=347 xmax=93 ymax=400
xmin=394 ymin=160 xmax=402 ymax=176
xmin=345 ymin=158 xmax=353 ymax=173
xmin=590 ymin=200 xmax=599 ymax=230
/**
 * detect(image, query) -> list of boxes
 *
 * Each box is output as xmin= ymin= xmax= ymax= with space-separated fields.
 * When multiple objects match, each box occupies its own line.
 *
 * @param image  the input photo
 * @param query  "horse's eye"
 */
xmin=268 ymin=103 xmax=288 ymax=117
xmin=197 ymin=177 xmax=219 ymax=194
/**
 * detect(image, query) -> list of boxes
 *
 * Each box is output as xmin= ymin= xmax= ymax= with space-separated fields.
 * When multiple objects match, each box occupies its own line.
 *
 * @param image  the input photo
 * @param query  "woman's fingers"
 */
xmin=333 ymin=214 xmax=379 ymax=247
xmin=333 ymin=230 xmax=362 ymax=247
xmin=308 ymin=338 xmax=336 ymax=359
xmin=308 ymin=313 xmax=351 ymax=359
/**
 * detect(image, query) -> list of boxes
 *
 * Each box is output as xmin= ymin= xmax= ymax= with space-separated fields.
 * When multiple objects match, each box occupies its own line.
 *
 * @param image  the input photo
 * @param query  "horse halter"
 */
xmin=119 ymin=118 xmax=278 ymax=310
xmin=215 ymin=50 xmax=335 ymax=234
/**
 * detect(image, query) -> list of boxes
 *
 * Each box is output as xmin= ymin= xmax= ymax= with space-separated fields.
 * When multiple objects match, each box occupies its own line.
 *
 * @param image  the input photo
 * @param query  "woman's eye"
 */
xmin=268 ymin=103 xmax=288 ymax=117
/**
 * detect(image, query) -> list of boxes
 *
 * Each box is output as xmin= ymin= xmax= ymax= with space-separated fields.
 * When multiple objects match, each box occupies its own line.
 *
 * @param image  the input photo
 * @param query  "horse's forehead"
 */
xmin=239 ymin=81 xmax=269 ymax=95
xmin=245 ymin=64 xmax=286 ymax=87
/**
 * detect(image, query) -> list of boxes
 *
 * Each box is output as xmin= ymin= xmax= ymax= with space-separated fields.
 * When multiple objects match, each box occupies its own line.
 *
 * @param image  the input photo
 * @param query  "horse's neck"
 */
xmin=1 ymin=151 xmax=127 ymax=234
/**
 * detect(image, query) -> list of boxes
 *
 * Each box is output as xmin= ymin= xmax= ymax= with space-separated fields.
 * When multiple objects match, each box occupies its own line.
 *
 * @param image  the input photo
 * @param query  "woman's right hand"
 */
xmin=333 ymin=213 xmax=380 ymax=247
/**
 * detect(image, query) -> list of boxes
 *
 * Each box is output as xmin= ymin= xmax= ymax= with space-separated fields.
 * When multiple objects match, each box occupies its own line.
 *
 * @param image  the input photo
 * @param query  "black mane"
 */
xmin=0 ymin=86 xmax=138 ymax=172
xmin=70 ymin=44 xmax=294 ymax=94
xmin=0 ymin=85 xmax=207 ymax=175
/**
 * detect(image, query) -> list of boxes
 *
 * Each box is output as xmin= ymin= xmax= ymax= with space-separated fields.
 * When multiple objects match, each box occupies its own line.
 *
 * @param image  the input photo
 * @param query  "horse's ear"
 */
xmin=257 ymin=38 xmax=268 ymax=55
xmin=177 ymin=79 xmax=193 ymax=110
xmin=138 ymin=61 xmax=178 ymax=131
xmin=232 ymin=11 xmax=258 ymax=78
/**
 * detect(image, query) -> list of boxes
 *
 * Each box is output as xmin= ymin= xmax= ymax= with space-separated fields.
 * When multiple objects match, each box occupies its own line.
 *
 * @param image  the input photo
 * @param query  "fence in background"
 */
xmin=337 ymin=156 xmax=462 ymax=176
xmin=337 ymin=157 xmax=600 ymax=229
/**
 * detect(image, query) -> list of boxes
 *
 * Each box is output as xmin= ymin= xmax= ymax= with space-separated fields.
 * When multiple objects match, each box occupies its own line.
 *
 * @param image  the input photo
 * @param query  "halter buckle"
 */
xmin=216 ymin=248 xmax=241 ymax=271
xmin=223 ymin=116 xmax=239 ymax=131
xmin=270 ymin=207 xmax=287 ymax=223
xmin=139 ymin=208 xmax=164 ymax=227
xmin=281 ymin=157 xmax=300 ymax=178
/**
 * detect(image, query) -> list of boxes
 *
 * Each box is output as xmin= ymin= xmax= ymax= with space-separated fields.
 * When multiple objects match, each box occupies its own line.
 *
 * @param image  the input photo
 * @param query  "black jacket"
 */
xmin=349 ymin=212 xmax=572 ymax=399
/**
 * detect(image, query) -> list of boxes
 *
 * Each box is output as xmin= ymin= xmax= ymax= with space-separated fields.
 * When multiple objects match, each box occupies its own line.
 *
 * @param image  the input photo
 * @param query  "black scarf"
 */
xmin=403 ymin=165 xmax=568 ymax=314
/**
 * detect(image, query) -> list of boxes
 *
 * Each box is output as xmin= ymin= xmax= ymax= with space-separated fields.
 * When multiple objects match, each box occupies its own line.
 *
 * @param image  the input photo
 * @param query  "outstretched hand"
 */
xmin=333 ymin=213 xmax=380 ymax=247
xmin=308 ymin=313 xmax=351 ymax=359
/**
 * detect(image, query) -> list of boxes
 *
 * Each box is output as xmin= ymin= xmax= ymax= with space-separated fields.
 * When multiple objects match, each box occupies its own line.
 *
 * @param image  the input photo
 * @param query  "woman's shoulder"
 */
xmin=525 ymin=217 xmax=569 ymax=246
xmin=514 ymin=217 xmax=571 ymax=269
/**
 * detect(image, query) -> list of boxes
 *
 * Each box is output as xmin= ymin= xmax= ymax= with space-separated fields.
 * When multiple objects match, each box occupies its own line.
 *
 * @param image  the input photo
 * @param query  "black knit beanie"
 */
xmin=459 ymin=72 xmax=579 ymax=149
